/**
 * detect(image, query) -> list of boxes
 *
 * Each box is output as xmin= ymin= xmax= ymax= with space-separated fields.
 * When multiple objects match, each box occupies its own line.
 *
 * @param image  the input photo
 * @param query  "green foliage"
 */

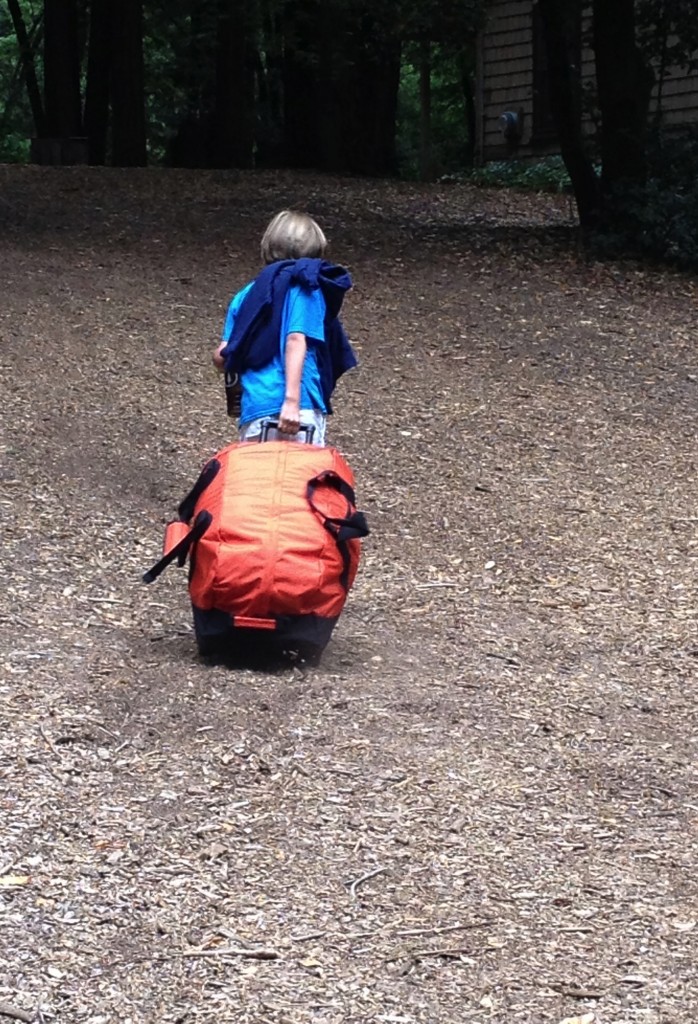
xmin=0 ymin=131 xmax=29 ymax=162
xmin=640 ymin=178 xmax=698 ymax=268
xmin=395 ymin=63 xmax=425 ymax=179
xmin=0 ymin=0 xmax=42 ymax=163
xmin=143 ymin=5 xmax=195 ymax=164
xmin=466 ymin=156 xmax=573 ymax=193
xmin=636 ymin=0 xmax=698 ymax=70
xmin=0 ymin=9 xmax=19 ymax=96
xmin=1 ymin=0 xmax=486 ymax=173
xmin=648 ymin=127 xmax=698 ymax=188
xmin=593 ymin=129 xmax=698 ymax=269
xmin=396 ymin=46 xmax=473 ymax=179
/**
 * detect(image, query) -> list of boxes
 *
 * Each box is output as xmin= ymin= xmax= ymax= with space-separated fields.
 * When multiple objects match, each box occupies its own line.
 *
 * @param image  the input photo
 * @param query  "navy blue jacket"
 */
xmin=221 ymin=258 xmax=357 ymax=412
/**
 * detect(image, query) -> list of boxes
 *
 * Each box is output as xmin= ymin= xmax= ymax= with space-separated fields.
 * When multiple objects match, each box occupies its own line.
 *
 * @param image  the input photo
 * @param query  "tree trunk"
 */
xmin=209 ymin=0 xmax=255 ymax=168
xmin=84 ymin=0 xmax=111 ymax=164
xmin=256 ymin=0 xmax=284 ymax=166
xmin=166 ymin=0 xmax=217 ymax=168
xmin=43 ymin=0 xmax=82 ymax=137
xmin=418 ymin=38 xmax=433 ymax=181
xmin=592 ymin=0 xmax=654 ymax=191
xmin=110 ymin=0 xmax=147 ymax=166
xmin=282 ymin=0 xmax=323 ymax=168
xmin=6 ymin=0 xmax=45 ymax=136
xmin=315 ymin=0 xmax=343 ymax=170
xmin=338 ymin=12 xmax=401 ymax=176
xmin=282 ymin=0 xmax=399 ymax=175
xmin=537 ymin=0 xmax=601 ymax=228
xmin=459 ymin=54 xmax=476 ymax=169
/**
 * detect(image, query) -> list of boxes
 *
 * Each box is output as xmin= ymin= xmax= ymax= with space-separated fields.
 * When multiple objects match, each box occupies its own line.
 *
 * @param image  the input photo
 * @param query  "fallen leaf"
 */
xmin=559 ymin=1015 xmax=596 ymax=1024
xmin=0 ymin=875 xmax=30 ymax=888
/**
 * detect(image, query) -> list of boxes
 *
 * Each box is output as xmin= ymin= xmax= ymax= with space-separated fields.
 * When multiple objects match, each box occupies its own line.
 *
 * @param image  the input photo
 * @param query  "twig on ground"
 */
xmin=180 ymin=946 xmax=279 ymax=961
xmin=290 ymin=931 xmax=327 ymax=943
xmin=102 ymin=946 xmax=280 ymax=969
xmin=84 ymin=718 xmax=121 ymax=740
xmin=396 ymin=920 xmax=493 ymax=938
xmin=551 ymin=982 xmax=605 ymax=999
xmin=38 ymin=724 xmax=60 ymax=757
xmin=485 ymin=651 xmax=520 ymax=667
xmin=412 ymin=946 xmax=473 ymax=959
xmin=347 ymin=866 xmax=388 ymax=900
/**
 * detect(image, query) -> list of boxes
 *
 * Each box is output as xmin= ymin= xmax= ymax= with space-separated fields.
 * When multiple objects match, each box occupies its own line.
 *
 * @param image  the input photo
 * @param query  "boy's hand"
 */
xmin=212 ymin=342 xmax=226 ymax=371
xmin=278 ymin=398 xmax=301 ymax=435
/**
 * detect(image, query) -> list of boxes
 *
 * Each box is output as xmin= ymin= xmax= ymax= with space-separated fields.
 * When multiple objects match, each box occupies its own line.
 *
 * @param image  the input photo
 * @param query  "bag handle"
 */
xmin=260 ymin=419 xmax=316 ymax=444
xmin=306 ymin=471 xmax=369 ymax=588
xmin=142 ymin=510 xmax=212 ymax=584
xmin=307 ymin=471 xmax=368 ymax=539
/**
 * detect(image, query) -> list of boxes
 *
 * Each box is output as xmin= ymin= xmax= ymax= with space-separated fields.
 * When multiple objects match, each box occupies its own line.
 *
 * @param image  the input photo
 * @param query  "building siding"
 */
xmin=477 ymin=0 xmax=698 ymax=163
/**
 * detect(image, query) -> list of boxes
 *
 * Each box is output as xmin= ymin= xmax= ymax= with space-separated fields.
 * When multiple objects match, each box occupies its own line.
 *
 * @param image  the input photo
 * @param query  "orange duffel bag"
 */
xmin=143 ymin=427 xmax=369 ymax=661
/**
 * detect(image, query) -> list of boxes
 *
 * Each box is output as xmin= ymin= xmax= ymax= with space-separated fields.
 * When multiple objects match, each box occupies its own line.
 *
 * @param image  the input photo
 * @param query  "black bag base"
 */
xmin=192 ymin=606 xmax=336 ymax=667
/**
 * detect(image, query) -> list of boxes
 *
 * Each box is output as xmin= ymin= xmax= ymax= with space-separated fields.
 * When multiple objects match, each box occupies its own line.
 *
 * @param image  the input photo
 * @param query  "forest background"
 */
xmin=0 ymin=0 xmax=480 ymax=178
xmin=2 ymin=0 xmax=698 ymax=266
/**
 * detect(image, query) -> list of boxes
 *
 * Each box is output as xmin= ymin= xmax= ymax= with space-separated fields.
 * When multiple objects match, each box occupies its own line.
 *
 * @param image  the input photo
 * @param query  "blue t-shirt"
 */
xmin=222 ymin=282 xmax=327 ymax=426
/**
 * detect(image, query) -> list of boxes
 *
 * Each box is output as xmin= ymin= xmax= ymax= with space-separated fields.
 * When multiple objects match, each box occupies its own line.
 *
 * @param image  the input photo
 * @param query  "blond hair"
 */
xmin=260 ymin=210 xmax=327 ymax=264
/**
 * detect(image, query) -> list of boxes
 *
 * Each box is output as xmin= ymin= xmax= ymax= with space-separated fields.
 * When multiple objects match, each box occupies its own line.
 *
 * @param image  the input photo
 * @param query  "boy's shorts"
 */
xmin=238 ymin=410 xmax=327 ymax=446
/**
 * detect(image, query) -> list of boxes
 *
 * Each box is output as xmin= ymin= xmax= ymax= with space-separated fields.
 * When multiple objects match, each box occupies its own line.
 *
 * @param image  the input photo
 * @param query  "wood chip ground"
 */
xmin=0 ymin=167 xmax=696 ymax=1023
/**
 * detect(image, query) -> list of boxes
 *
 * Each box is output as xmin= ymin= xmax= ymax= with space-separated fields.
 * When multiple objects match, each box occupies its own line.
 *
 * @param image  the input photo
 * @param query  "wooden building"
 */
xmin=476 ymin=0 xmax=698 ymax=163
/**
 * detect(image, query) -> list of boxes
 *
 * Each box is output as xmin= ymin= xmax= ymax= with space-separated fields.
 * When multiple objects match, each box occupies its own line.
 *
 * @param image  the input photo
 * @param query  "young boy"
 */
xmin=213 ymin=210 xmax=355 ymax=445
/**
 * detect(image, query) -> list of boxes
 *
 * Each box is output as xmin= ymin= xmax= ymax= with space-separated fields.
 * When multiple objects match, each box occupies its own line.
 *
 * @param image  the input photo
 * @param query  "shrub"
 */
xmin=466 ymin=156 xmax=572 ymax=193
xmin=0 ymin=132 xmax=30 ymax=163
xmin=592 ymin=128 xmax=698 ymax=270
xmin=615 ymin=178 xmax=698 ymax=270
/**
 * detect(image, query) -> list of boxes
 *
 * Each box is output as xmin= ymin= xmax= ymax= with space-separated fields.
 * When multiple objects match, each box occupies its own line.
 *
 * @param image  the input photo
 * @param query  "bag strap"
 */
xmin=306 ymin=471 xmax=369 ymax=589
xmin=177 ymin=459 xmax=221 ymax=523
xmin=142 ymin=510 xmax=212 ymax=584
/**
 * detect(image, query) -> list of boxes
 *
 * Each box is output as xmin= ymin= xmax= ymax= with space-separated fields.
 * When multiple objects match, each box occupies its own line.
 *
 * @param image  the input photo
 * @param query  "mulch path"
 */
xmin=0 ymin=166 xmax=696 ymax=1024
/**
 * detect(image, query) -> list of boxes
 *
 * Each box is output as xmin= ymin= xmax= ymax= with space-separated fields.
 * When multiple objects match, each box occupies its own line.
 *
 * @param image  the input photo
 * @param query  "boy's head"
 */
xmin=261 ymin=210 xmax=327 ymax=264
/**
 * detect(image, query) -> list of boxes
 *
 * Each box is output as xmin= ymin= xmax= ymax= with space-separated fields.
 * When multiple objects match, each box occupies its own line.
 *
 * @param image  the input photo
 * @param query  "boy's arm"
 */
xmin=278 ymin=332 xmax=307 ymax=434
xmin=214 ymin=300 xmax=235 ymax=371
